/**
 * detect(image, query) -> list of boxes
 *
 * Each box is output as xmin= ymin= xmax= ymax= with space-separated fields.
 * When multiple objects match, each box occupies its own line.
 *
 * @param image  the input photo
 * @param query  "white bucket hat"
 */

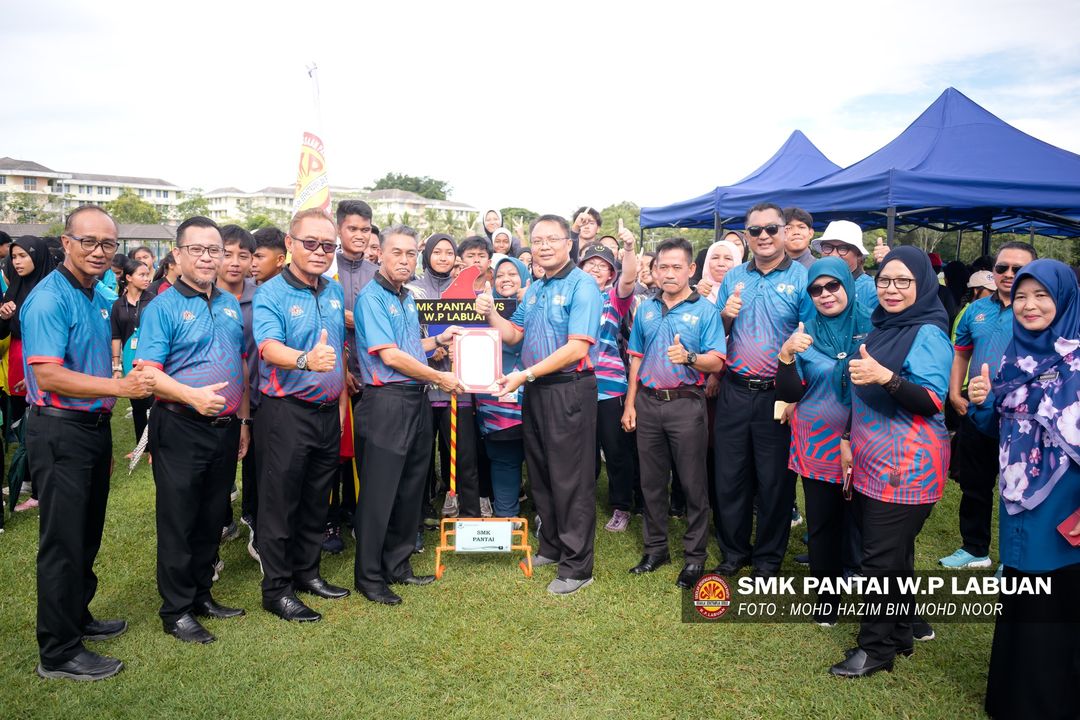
xmin=811 ymin=220 xmax=868 ymax=256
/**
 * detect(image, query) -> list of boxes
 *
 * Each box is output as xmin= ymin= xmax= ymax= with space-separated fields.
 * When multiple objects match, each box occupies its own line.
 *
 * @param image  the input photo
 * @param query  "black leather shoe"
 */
xmin=164 ymin=613 xmax=215 ymax=644
xmin=750 ymin=566 xmax=777 ymax=579
xmin=37 ymin=649 xmax=123 ymax=681
xmin=360 ymin=587 xmax=403 ymax=605
xmin=193 ymin=598 xmax=245 ymax=619
xmin=83 ymin=618 xmax=127 ymax=641
xmin=295 ymin=577 xmax=350 ymax=599
xmin=830 ymin=648 xmax=894 ymax=678
xmin=263 ymin=594 xmax=321 ymax=622
xmin=675 ymin=564 xmax=705 ymax=589
xmin=629 ymin=553 xmax=670 ymax=574
xmin=389 ymin=574 xmax=435 ymax=586
xmin=710 ymin=562 xmax=744 ymax=576
xmin=845 ymin=645 xmax=913 ymax=659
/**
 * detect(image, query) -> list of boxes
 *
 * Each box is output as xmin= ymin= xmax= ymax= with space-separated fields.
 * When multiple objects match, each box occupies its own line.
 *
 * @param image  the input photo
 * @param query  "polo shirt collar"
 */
xmin=543 ymin=260 xmax=575 ymax=282
xmin=747 ymin=254 xmax=793 ymax=275
xmin=374 ymin=270 xmax=410 ymax=300
xmin=282 ymin=264 xmax=329 ymax=294
xmin=57 ymin=264 xmax=94 ymax=299
xmin=658 ymin=290 xmax=702 ymax=315
xmin=174 ymin=276 xmax=221 ymax=301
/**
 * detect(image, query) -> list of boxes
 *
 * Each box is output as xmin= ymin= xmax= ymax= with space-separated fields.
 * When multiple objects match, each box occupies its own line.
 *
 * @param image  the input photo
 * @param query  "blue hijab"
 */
xmin=493 ymin=256 xmax=528 ymax=299
xmin=992 ymin=259 xmax=1080 ymax=515
xmin=805 ymin=258 xmax=874 ymax=405
xmin=855 ymin=246 xmax=950 ymax=415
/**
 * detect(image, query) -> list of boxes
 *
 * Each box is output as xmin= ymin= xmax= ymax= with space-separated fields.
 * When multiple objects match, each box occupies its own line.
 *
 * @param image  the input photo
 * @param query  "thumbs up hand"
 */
xmin=873 ymin=237 xmax=889 ymax=264
xmin=779 ymin=321 xmax=814 ymax=363
xmin=722 ymin=282 xmax=744 ymax=320
xmin=848 ymin=344 xmax=891 ymax=386
xmin=307 ymin=328 xmax=337 ymax=372
xmin=968 ymin=362 xmax=993 ymax=405
xmin=476 ymin=281 xmax=495 ymax=317
xmin=667 ymin=333 xmax=691 ymax=365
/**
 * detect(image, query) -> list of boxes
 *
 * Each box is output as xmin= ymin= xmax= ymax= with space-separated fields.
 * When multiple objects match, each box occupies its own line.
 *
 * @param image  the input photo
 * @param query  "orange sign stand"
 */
xmin=433 ymin=517 xmax=534 ymax=580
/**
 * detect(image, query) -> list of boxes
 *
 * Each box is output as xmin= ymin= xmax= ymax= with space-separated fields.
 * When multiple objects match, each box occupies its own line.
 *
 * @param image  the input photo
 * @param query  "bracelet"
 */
xmin=778 ymin=354 xmax=794 ymax=365
xmin=884 ymin=372 xmax=902 ymax=394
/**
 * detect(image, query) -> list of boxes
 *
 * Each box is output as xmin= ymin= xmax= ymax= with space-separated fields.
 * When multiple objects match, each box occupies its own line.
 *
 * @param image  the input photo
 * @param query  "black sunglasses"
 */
xmin=293 ymin=237 xmax=338 ymax=254
xmin=808 ymin=279 xmax=843 ymax=298
xmin=994 ymin=263 xmax=1024 ymax=275
xmin=746 ymin=224 xmax=781 ymax=238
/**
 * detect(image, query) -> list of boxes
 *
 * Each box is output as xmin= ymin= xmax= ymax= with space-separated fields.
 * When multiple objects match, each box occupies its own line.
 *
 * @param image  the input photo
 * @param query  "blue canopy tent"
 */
xmin=726 ymin=88 xmax=1080 ymax=248
xmin=639 ymin=130 xmax=840 ymax=230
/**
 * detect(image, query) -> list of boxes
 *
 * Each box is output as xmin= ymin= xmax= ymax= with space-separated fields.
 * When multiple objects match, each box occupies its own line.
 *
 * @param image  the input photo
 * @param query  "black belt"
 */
xmin=277 ymin=394 xmax=339 ymax=411
xmin=158 ymin=401 xmax=237 ymax=427
xmin=366 ymin=382 xmax=428 ymax=394
xmin=727 ymin=374 xmax=775 ymax=391
xmin=31 ymin=404 xmax=112 ymax=426
xmin=533 ymin=370 xmax=595 ymax=386
xmin=640 ymin=385 xmax=704 ymax=402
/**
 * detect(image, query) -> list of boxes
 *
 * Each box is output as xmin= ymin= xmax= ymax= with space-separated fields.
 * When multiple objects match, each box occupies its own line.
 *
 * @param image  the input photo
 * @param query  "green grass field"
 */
xmin=0 ymin=404 xmax=995 ymax=719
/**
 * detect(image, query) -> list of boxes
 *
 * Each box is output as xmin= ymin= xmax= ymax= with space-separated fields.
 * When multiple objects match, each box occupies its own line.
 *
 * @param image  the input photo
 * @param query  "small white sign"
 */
xmin=454 ymin=521 xmax=513 ymax=553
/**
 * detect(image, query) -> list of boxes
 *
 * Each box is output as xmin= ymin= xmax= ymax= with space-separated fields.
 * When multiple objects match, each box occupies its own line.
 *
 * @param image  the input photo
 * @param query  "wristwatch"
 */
xmin=239 ymin=418 xmax=252 ymax=427
xmin=525 ymin=368 xmax=536 ymax=383
xmin=684 ymin=351 xmax=697 ymax=367
xmin=296 ymin=352 xmax=309 ymax=371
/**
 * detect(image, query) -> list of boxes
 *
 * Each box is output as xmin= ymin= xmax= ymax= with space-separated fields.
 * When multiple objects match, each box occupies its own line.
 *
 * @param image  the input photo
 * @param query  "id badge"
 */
xmin=130 ymin=337 xmax=138 ymax=350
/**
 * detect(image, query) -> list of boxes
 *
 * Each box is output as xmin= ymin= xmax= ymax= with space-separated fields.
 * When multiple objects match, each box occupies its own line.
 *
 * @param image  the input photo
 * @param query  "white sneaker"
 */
xmin=479 ymin=497 xmax=493 ymax=518
xmin=442 ymin=493 xmax=459 ymax=518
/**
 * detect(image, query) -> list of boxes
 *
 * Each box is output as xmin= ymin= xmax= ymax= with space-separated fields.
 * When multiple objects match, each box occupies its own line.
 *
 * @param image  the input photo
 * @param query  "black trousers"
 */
xmin=328 ymin=394 xmax=361 ymax=527
xmin=256 ymin=396 xmax=340 ymax=602
xmin=130 ymin=396 xmax=152 ymax=444
xmin=240 ymin=409 xmax=258 ymax=524
xmin=635 ymin=390 xmax=710 ymax=564
xmin=149 ymin=406 xmax=240 ymax=623
xmin=713 ymin=375 xmax=795 ymax=573
xmin=802 ymin=478 xmax=850 ymax=621
xmin=27 ymin=409 xmax=112 ymax=665
xmin=523 ymin=374 xmax=598 ymax=580
xmin=855 ymin=492 xmax=934 ymax=661
xmin=433 ymin=403 xmax=481 ymax=517
xmin=986 ymin=563 xmax=1080 ymax=720
xmin=953 ymin=413 xmax=999 ymax=557
xmin=354 ymin=384 xmax=432 ymax=593
xmin=596 ymin=396 xmax=637 ymax=512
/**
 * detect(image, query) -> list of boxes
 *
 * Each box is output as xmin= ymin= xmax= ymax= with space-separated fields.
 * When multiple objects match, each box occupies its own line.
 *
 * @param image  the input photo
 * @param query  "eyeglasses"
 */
xmin=808 ymin=279 xmax=843 ymax=297
xmin=875 ymin=276 xmax=915 ymax=290
xmin=531 ymin=236 xmax=568 ymax=247
xmin=66 ymin=234 xmax=119 ymax=254
xmin=746 ymin=224 xmax=781 ymax=238
xmin=292 ymin=237 xmax=338 ymax=254
xmin=820 ymin=243 xmax=853 ymax=257
xmin=179 ymin=244 xmax=224 ymax=258
xmin=994 ymin=263 xmax=1025 ymax=275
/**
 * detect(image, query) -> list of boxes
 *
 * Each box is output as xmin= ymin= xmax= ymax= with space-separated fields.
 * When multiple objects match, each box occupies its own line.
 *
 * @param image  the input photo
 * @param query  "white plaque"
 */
xmin=454 ymin=520 xmax=513 ymax=553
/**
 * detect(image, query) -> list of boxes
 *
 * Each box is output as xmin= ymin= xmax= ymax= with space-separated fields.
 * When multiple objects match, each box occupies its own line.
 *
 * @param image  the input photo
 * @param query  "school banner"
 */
xmin=292 ymin=131 xmax=331 ymax=214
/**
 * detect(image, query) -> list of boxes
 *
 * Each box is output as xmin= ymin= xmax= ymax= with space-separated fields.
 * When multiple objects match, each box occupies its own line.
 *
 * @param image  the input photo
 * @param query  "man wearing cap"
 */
xmin=253 ymin=208 xmax=351 ymax=623
xmin=578 ymin=223 xmax=638 ymax=534
xmin=965 ymin=270 xmax=996 ymax=302
xmin=622 ymin=238 xmax=726 ymax=588
xmin=25 ymin=206 xmax=156 ymax=681
xmin=353 ymin=224 xmax=464 ymax=605
xmin=477 ymin=214 xmax=603 ymax=595
xmin=135 ymin=216 xmax=250 ymax=644
xmin=783 ymin=207 xmax=817 ymax=270
xmin=811 ymin=220 xmax=877 ymax=309
xmin=713 ymin=202 xmax=811 ymax=578
xmin=941 ymin=241 xmax=1037 ymax=569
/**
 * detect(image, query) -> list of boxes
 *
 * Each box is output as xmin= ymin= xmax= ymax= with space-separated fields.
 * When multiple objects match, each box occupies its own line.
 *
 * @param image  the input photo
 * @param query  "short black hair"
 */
xmin=176 ymin=216 xmax=221 ymax=245
xmin=64 ymin=205 xmax=116 ymax=234
xmin=996 ymin=241 xmax=1038 ymax=261
xmin=127 ymin=245 xmax=154 ymax=260
xmin=370 ymin=224 xmax=381 ymax=239
xmin=253 ymin=226 xmax=287 ymax=253
xmin=458 ymin=235 xmax=493 ymax=258
xmin=336 ymin=199 xmax=373 ymax=226
xmin=572 ymin=206 xmax=602 ymax=227
xmin=0 ymin=231 xmax=13 ymax=246
xmin=655 ymin=237 xmax=694 ymax=264
xmin=746 ymin=202 xmax=784 ymax=224
xmin=783 ymin=207 xmax=813 ymax=228
xmin=529 ymin=214 xmax=571 ymax=239
xmin=220 ymin=224 xmax=256 ymax=253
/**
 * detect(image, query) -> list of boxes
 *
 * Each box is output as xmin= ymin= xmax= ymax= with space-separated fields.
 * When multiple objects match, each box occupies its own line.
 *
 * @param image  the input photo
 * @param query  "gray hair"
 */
xmin=381 ymin=224 xmax=419 ymax=244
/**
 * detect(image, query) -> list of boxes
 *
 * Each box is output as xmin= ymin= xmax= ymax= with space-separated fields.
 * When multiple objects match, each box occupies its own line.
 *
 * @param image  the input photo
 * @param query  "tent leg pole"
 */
xmin=886 ymin=207 xmax=896 ymax=244
xmin=714 ymin=211 xmax=721 ymax=243
xmin=981 ymin=222 xmax=991 ymax=257
xmin=955 ymin=230 xmax=962 ymax=258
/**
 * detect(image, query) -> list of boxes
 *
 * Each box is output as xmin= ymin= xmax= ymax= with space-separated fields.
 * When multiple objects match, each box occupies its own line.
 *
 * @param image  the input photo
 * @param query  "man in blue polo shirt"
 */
xmin=477 ymin=213 xmax=603 ymax=595
xmin=622 ymin=238 xmax=726 ymax=589
xmin=941 ymin=241 xmax=1037 ymax=569
xmin=353 ymin=224 xmax=463 ymax=605
xmin=714 ymin=202 xmax=811 ymax=578
xmin=252 ymin=208 xmax=350 ymax=623
xmin=135 ymin=216 xmax=251 ymax=644
xmin=23 ymin=206 xmax=155 ymax=681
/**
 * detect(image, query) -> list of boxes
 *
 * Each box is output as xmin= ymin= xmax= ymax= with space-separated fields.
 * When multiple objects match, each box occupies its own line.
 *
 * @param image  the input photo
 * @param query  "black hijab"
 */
xmin=855 ymin=245 xmax=949 ymax=415
xmin=421 ymin=234 xmax=457 ymax=293
xmin=3 ymin=235 xmax=59 ymax=339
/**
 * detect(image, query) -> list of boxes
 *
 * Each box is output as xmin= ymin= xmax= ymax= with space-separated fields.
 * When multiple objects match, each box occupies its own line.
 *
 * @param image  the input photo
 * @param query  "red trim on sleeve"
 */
xmin=25 ymin=356 xmax=63 ymax=366
xmin=927 ymin=389 xmax=943 ymax=412
xmin=509 ymin=321 xmax=524 ymax=332
xmin=257 ymin=339 xmax=284 ymax=358
xmin=139 ymin=361 xmax=165 ymax=370
xmin=368 ymin=343 xmax=396 ymax=355
xmin=568 ymin=334 xmax=596 ymax=345
xmin=953 ymin=344 xmax=974 ymax=352
xmin=627 ymin=350 xmax=644 ymax=358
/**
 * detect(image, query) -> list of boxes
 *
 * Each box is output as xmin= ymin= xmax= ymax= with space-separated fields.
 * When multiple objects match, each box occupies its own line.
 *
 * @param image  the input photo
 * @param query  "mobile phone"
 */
xmin=842 ymin=467 xmax=853 ymax=501
xmin=1056 ymin=507 xmax=1080 ymax=547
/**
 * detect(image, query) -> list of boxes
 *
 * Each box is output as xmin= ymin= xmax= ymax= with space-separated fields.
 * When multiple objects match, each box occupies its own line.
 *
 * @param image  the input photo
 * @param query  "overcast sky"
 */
xmin=3 ymin=0 xmax=1079 ymax=215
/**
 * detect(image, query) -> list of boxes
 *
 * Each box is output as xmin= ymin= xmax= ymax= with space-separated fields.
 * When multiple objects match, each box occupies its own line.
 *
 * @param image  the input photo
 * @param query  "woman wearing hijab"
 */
xmin=695 ymin=236 xmax=744 ymax=303
xmin=1 ymin=236 xmax=60 ymax=511
xmin=110 ymin=256 xmax=154 ymax=446
xmin=829 ymin=246 xmax=953 ymax=678
xmin=481 ymin=209 xmax=502 ymax=242
xmin=776 ymin=258 xmax=872 ymax=626
xmin=475 ymin=256 xmax=530 ymax=518
xmin=967 ymin=259 xmax=1080 ymax=720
